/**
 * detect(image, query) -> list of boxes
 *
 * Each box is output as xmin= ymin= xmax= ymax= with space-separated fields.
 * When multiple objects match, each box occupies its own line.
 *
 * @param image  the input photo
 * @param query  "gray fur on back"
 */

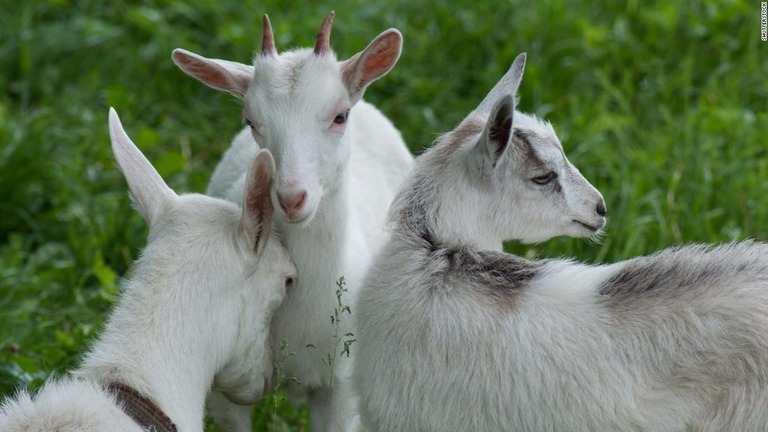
xmin=357 ymin=223 xmax=768 ymax=432
xmin=599 ymin=241 xmax=768 ymax=303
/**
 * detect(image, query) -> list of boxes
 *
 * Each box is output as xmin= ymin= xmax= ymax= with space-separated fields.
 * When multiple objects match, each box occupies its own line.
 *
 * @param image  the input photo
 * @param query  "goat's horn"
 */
xmin=313 ymin=11 xmax=335 ymax=55
xmin=261 ymin=15 xmax=277 ymax=57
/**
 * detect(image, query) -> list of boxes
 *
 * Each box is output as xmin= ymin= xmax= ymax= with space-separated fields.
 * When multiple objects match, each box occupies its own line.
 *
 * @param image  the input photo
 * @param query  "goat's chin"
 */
xmin=212 ymin=371 xmax=266 ymax=405
xmin=516 ymin=222 xmax=598 ymax=244
xmin=282 ymin=214 xmax=312 ymax=226
xmin=568 ymin=220 xmax=606 ymax=240
xmin=515 ymin=231 xmax=563 ymax=244
xmin=279 ymin=206 xmax=317 ymax=227
xmin=219 ymin=384 xmax=265 ymax=406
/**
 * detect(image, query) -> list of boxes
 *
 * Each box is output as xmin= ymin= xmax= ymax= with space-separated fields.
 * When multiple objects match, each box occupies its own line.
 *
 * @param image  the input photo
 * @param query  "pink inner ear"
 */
xmin=245 ymin=153 xmax=275 ymax=253
xmin=344 ymin=33 xmax=400 ymax=95
xmin=194 ymin=65 xmax=230 ymax=88
xmin=362 ymin=43 xmax=398 ymax=79
xmin=173 ymin=51 xmax=250 ymax=96
xmin=179 ymin=54 xmax=224 ymax=85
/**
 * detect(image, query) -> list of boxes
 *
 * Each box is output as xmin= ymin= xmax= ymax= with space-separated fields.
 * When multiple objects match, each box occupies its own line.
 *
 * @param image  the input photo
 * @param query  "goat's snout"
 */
xmin=277 ymin=190 xmax=307 ymax=220
xmin=596 ymin=199 xmax=607 ymax=217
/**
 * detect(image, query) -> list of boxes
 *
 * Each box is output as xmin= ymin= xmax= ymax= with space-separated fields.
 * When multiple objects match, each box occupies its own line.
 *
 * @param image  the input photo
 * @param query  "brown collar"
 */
xmin=107 ymin=382 xmax=178 ymax=432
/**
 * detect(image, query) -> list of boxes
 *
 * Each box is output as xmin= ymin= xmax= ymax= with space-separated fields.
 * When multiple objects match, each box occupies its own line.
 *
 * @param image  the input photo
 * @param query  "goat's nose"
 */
xmin=596 ymin=200 xmax=607 ymax=217
xmin=278 ymin=190 xmax=307 ymax=218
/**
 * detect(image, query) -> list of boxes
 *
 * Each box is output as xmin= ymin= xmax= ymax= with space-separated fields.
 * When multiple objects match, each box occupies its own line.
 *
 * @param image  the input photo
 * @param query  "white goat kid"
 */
xmin=354 ymin=53 xmax=768 ymax=431
xmin=0 ymin=109 xmax=295 ymax=432
xmin=172 ymin=12 xmax=413 ymax=432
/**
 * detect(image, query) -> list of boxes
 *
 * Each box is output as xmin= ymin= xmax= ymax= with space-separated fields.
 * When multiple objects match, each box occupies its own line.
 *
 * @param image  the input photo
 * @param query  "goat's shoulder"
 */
xmin=393 ymin=233 xmax=543 ymax=309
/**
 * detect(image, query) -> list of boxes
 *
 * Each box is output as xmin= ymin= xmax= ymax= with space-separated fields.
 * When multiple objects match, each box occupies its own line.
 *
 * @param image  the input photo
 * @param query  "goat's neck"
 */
xmin=432 ymin=186 xmax=504 ymax=252
xmin=77 ymin=275 xmax=234 ymax=431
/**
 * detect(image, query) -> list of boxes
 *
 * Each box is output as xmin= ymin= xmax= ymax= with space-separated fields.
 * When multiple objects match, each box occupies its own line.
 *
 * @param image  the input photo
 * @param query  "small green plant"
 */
xmin=326 ymin=276 xmax=356 ymax=387
xmin=305 ymin=276 xmax=356 ymax=429
xmin=269 ymin=339 xmax=301 ymax=430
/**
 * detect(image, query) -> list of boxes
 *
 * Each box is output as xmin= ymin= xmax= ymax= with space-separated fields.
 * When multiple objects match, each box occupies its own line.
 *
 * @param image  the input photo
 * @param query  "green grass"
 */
xmin=0 ymin=0 xmax=765 ymax=429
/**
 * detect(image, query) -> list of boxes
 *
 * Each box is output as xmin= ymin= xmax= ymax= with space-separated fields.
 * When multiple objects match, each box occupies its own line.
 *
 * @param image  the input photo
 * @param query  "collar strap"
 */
xmin=107 ymin=382 xmax=178 ymax=432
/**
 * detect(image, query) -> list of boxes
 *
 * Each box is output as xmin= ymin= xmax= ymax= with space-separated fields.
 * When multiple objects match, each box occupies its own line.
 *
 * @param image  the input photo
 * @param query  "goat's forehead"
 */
xmin=443 ymin=111 xmax=562 ymax=157
xmin=168 ymin=195 xmax=240 ymax=231
xmin=511 ymin=113 xmax=565 ymax=165
xmin=513 ymin=113 xmax=560 ymax=146
xmin=250 ymin=49 xmax=343 ymax=99
xmin=526 ymin=133 xmax=564 ymax=161
xmin=261 ymin=235 xmax=295 ymax=272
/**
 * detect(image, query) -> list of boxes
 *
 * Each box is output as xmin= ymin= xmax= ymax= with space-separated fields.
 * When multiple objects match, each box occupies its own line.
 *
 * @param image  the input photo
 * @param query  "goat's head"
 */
xmin=108 ymin=108 xmax=296 ymax=403
xmin=458 ymin=53 xmax=605 ymax=243
xmin=171 ymin=12 xmax=402 ymax=225
xmin=408 ymin=54 xmax=606 ymax=246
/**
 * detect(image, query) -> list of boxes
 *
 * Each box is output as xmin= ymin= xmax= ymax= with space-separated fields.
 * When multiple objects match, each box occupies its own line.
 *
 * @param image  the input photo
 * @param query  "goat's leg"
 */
xmin=327 ymin=377 xmax=361 ymax=432
xmin=308 ymin=388 xmax=331 ymax=432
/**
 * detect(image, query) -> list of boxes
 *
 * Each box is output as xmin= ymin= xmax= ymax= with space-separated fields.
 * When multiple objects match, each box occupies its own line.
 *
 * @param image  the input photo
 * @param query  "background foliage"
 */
xmin=0 ymin=0 xmax=765 ymax=429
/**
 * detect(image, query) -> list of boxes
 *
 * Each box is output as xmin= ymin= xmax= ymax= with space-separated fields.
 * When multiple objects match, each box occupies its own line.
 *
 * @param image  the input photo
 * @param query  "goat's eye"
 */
xmin=245 ymin=118 xmax=263 ymax=135
xmin=333 ymin=110 xmax=350 ymax=125
xmin=285 ymin=276 xmax=295 ymax=288
xmin=531 ymin=172 xmax=557 ymax=185
xmin=245 ymin=118 xmax=259 ymax=131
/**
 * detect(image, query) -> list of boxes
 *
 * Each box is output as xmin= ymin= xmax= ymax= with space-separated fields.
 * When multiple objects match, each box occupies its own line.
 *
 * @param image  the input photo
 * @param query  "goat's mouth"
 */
xmin=283 ymin=213 xmax=312 ymax=225
xmin=573 ymin=219 xmax=603 ymax=232
xmin=280 ymin=206 xmax=318 ymax=226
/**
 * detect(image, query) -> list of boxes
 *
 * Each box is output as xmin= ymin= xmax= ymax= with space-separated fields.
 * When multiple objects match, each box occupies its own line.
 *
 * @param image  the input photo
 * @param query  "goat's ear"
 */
xmin=242 ymin=149 xmax=275 ymax=257
xmin=109 ymin=108 xmax=176 ymax=227
xmin=341 ymin=29 xmax=402 ymax=104
xmin=172 ymin=49 xmax=253 ymax=97
xmin=468 ymin=95 xmax=514 ymax=174
xmin=473 ymin=53 xmax=526 ymax=116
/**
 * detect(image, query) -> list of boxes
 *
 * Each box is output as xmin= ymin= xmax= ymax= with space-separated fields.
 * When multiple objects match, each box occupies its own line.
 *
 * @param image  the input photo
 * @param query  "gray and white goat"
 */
xmin=354 ymin=54 xmax=768 ymax=431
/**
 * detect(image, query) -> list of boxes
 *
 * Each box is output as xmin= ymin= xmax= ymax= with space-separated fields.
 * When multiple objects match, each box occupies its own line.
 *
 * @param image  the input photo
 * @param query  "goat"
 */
xmin=0 ymin=109 xmax=296 ymax=432
xmin=172 ymin=12 xmax=413 ymax=431
xmin=354 ymin=53 xmax=768 ymax=431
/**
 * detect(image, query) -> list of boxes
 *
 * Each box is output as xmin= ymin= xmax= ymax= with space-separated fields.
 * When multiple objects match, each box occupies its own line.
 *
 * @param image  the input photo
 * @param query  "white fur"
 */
xmin=354 ymin=54 xmax=768 ymax=431
xmin=172 ymin=13 xmax=412 ymax=432
xmin=0 ymin=109 xmax=295 ymax=432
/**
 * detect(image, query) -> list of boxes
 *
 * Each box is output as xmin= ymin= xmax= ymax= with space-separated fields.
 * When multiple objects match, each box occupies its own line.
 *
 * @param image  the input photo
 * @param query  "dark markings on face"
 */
xmin=512 ymin=129 xmax=548 ymax=172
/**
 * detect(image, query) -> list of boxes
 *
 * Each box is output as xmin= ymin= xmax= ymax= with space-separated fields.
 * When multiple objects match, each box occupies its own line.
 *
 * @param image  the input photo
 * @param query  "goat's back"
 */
xmin=0 ymin=378 xmax=143 ymax=432
xmin=354 ymin=239 xmax=768 ymax=431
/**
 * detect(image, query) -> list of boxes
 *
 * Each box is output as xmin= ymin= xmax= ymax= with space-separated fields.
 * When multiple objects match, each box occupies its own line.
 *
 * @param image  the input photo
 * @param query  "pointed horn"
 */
xmin=261 ymin=15 xmax=276 ymax=57
xmin=314 ymin=11 xmax=335 ymax=55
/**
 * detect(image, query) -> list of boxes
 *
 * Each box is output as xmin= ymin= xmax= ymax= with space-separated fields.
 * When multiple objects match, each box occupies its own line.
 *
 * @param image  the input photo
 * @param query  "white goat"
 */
xmin=354 ymin=53 xmax=768 ymax=431
xmin=0 ymin=109 xmax=296 ymax=432
xmin=172 ymin=12 xmax=413 ymax=431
